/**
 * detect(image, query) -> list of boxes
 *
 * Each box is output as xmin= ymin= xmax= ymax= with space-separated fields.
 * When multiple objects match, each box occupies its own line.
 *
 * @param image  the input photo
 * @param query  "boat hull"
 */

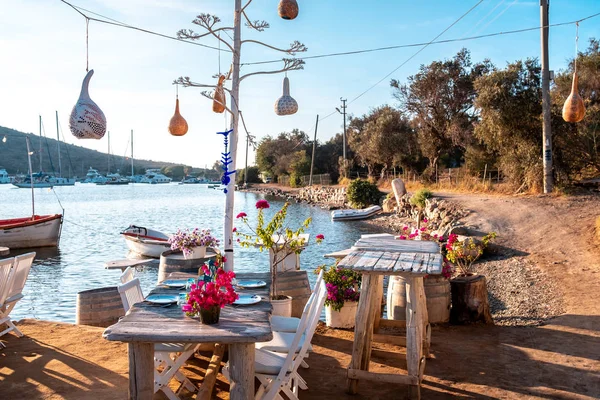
xmin=123 ymin=235 xmax=170 ymax=258
xmin=331 ymin=205 xmax=382 ymax=221
xmin=0 ymin=214 xmax=63 ymax=248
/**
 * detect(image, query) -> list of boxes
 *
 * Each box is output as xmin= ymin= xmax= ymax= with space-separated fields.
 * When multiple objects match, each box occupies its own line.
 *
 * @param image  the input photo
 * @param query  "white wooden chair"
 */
xmin=117 ymin=278 xmax=198 ymax=400
xmin=119 ymin=266 xmax=135 ymax=283
xmin=0 ymin=257 xmax=16 ymax=347
xmin=0 ymin=252 xmax=35 ymax=341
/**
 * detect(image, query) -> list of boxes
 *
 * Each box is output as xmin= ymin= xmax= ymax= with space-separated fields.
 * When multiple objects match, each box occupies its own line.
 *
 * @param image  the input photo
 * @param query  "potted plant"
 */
xmin=235 ymin=200 xmax=323 ymax=317
xmin=445 ymin=232 xmax=496 ymax=324
xmin=316 ymin=265 xmax=361 ymax=329
xmin=168 ymin=228 xmax=219 ymax=259
xmin=181 ymin=259 xmax=238 ymax=324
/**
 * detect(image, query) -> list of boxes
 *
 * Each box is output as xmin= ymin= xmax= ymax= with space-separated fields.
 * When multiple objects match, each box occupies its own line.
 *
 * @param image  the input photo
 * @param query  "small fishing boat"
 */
xmin=121 ymin=225 xmax=171 ymax=258
xmin=331 ymin=205 xmax=382 ymax=221
xmin=0 ymin=214 xmax=63 ymax=248
xmin=0 ymin=168 xmax=13 ymax=184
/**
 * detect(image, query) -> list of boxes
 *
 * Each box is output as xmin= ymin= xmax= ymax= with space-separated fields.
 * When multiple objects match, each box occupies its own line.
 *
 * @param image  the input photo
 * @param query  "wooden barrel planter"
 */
xmin=76 ymin=287 xmax=123 ymax=328
xmin=158 ymin=249 xmax=217 ymax=283
xmin=387 ymin=275 xmax=451 ymax=324
xmin=274 ymin=270 xmax=311 ymax=318
xmin=450 ymin=274 xmax=493 ymax=324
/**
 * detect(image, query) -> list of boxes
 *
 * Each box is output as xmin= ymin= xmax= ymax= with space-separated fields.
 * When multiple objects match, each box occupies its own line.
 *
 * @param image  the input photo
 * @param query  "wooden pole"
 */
xmin=309 ymin=115 xmax=319 ymax=186
xmin=482 ymin=164 xmax=487 ymax=185
xmin=541 ymin=0 xmax=553 ymax=193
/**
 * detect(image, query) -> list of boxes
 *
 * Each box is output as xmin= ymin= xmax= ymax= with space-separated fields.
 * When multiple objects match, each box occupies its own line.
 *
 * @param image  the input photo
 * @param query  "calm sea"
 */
xmin=0 ymin=183 xmax=377 ymax=322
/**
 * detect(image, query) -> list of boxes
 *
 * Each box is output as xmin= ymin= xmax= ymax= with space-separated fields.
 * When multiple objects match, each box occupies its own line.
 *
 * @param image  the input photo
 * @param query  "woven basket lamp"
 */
xmin=278 ymin=0 xmax=299 ymax=20
xmin=168 ymin=96 xmax=188 ymax=136
xmin=69 ymin=70 xmax=107 ymax=139
xmin=274 ymin=76 xmax=298 ymax=116
xmin=213 ymin=75 xmax=226 ymax=113
xmin=562 ymin=70 xmax=586 ymax=123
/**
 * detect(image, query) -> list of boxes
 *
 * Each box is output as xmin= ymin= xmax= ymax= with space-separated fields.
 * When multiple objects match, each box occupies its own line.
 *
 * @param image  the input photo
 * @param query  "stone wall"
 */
xmin=296 ymin=186 xmax=346 ymax=208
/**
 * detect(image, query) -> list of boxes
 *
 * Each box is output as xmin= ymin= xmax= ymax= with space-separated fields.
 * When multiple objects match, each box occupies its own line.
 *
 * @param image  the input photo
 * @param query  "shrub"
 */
xmin=289 ymin=172 xmax=304 ymax=188
xmin=338 ymin=177 xmax=352 ymax=186
xmin=346 ymin=179 xmax=382 ymax=209
xmin=409 ymin=188 xmax=433 ymax=209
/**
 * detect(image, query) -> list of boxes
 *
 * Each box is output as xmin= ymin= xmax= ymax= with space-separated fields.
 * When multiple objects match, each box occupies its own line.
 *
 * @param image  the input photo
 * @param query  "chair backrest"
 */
xmin=5 ymin=252 xmax=35 ymax=301
xmin=299 ymin=269 xmax=324 ymax=315
xmin=117 ymin=278 xmax=145 ymax=312
xmin=0 ymin=257 xmax=15 ymax=305
xmin=120 ymin=267 xmax=135 ymax=284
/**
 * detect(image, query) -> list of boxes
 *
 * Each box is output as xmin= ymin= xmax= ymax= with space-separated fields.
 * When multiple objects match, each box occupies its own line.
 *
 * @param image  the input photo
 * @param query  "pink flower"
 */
xmin=399 ymin=235 xmax=407 ymax=240
xmin=423 ymin=218 xmax=428 ymax=223
xmin=315 ymin=234 xmax=325 ymax=243
xmin=402 ymin=226 xmax=408 ymax=231
xmin=236 ymin=212 xmax=247 ymax=219
xmin=232 ymin=227 xmax=237 ymax=232
xmin=255 ymin=200 xmax=270 ymax=209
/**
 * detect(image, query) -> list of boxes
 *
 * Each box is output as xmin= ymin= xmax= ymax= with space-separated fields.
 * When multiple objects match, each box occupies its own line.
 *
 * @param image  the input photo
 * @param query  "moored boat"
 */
xmin=0 ymin=214 xmax=63 ymax=248
xmin=121 ymin=225 xmax=171 ymax=258
xmin=331 ymin=205 xmax=382 ymax=221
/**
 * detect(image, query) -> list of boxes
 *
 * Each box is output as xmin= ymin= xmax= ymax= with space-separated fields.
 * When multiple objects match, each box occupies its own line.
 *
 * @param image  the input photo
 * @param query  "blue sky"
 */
xmin=1 ymin=0 xmax=599 ymax=171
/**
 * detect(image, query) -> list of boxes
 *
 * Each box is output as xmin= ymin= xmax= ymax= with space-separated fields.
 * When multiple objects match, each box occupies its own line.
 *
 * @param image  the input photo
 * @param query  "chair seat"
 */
xmin=271 ymin=315 xmax=300 ymax=333
xmin=256 ymin=331 xmax=312 ymax=353
xmin=154 ymin=342 xmax=195 ymax=353
xmin=255 ymin=348 xmax=292 ymax=375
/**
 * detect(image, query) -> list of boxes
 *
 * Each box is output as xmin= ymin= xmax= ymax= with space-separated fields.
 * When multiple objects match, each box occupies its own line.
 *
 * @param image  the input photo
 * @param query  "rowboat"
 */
xmin=331 ymin=205 xmax=382 ymax=221
xmin=0 ymin=214 xmax=63 ymax=248
xmin=121 ymin=225 xmax=171 ymax=258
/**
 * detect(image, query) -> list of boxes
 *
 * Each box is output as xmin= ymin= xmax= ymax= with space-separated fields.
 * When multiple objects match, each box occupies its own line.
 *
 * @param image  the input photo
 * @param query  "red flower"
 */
xmin=255 ymin=200 xmax=270 ymax=209
xmin=236 ymin=212 xmax=247 ymax=219
xmin=232 ymin=227 xmax=237 ymax=232
xmin=316 ymin=234 xmax=325 ymax=240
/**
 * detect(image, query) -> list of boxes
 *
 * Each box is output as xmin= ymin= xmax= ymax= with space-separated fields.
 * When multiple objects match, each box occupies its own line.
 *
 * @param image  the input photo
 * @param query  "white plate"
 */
xmin=161 ymin=279 xmax=188 ymax=288
xmin=236 ymin=280 xmax=267 ymax=288
xmin=233 ymin=294 xmax=262 ymax=305
xmin=146 ymin=294 xmax=179 ymax=304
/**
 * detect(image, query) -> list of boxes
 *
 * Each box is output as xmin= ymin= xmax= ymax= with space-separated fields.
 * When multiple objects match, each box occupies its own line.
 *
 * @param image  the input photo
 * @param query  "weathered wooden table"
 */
xmin=104 ymin=258 xmax=155 ymax=272
xmin=338 ymin=238 xmax=442 ymax=400
xmin=103 ymin=272 xmax=272 ymax=400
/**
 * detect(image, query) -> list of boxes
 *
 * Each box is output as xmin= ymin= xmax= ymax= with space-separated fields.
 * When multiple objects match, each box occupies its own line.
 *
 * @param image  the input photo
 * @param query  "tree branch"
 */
xmin=242 ymin=11 xmax=269 ymax=32
xmin=241 ymin=0 xmax=253 ymax=13
xmin=200 ymin=91 xmax=234 ymax=116
xmin=241 ymin=39 xmax=307 ymax=55
xmin=174 ymin=76 xmax=232 ymax=95
xmin=177 ymin=14 xmax=235 ymax=52
xmin=240 ymin=58 xmax=304 ymax=82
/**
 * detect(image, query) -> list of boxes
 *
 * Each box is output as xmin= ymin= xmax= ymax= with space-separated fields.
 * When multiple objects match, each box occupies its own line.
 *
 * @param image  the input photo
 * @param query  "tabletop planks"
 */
xmin=339 ymin=250 xmax=442 ymax=275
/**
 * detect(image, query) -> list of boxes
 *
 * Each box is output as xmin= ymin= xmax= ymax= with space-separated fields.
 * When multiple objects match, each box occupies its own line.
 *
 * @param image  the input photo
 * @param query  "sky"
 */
xmin=1 ymin=0 xmax=599 ymax=173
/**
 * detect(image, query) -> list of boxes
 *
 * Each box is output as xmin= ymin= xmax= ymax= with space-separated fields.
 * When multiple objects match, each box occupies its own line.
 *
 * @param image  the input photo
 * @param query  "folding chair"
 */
xmin=117 ymin=278 xmax=198 ymax=400
xmin=0 ymin=257 xmax=16 ymax=347
xmin=119 ymin=266 xmax=135 ymax=283
xmin=0 ymin=252 xmax=35 ymax=340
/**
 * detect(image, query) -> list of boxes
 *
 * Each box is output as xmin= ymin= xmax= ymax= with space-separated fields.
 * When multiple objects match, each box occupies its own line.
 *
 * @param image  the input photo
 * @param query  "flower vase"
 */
xmin=199 ymin=306 xmax=220 ymax=325
xmin=185 ymin=246 xmax=206 ymax=259
xmin=325 ymin=301 xmax=358 ymax=329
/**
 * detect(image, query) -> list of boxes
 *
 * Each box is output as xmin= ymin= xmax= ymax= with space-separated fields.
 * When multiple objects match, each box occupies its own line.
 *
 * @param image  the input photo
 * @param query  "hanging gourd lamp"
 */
xmin=278 ymin=0 xmax=299 ymax=20
xmin=213 ymin=75 xmax=226 ymax=113
xmin=69 ymin=69 xmax=107 ymax=139
xmin=168 ymin=87 xmax=188 ymax=136
xmin=563 ymin=23 xmax=586 ymax=123
xmin=274 ymin=76 xmax=298 ymax=116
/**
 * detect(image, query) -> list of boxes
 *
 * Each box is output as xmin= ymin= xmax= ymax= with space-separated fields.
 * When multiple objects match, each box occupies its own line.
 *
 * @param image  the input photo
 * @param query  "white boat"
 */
xmin=331 ymin=205 xmax=382 ymax=221
xmin=12 ymin=172 xmax=75 ymax=188
xmin=83 ymin=167 xmax=107 ymax=184
xmin=0 ymin=214 xmax=63 ymax=248
xmin=121 ymin=225 xmax=171 ymax=258
xmin=139 ymin=169 xmax=172 ymax=184
xmin=0 ymin=168 xmax=12 ymax=184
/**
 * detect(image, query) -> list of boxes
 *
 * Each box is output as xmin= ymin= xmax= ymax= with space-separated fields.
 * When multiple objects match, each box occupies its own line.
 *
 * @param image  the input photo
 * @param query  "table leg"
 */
xmin=347 ymin=274 xmax=382 ymax=394
xmin=128 ymin=342 xmax=154 ymax=400
xmin=419 ymin=281 xmax=431 ymax=359
xmin=373 ymin=276 xmax=384 ymax=334
xmin=229 ymin=343 xmax=255 ymax=400
xmin=405 ymin=277 xmax=424 ymax=400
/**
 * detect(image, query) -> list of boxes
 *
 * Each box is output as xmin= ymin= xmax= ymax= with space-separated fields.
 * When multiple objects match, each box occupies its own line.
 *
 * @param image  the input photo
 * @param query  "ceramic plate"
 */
xmin=236 ymin=280 xmax=267 ymax=288
xmin=146 ymin=294 xmax=179 ymax=304
xmin=161 ymin=279 xmax=188 ymax=288
xmin=233 ymin=294 xmax=262 ymax=305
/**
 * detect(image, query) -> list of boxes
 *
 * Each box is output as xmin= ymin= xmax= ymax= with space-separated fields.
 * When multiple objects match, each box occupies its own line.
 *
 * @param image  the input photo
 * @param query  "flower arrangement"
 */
xmin=445 ymin=232 xmax=496 ymax=276
xmin=168 ymin=228 xmax=220 ymax=256
xmin=235 ymin=200 xmax=323 ymax=299
xmin=315 ymin=265 xmax=361 ymax=312
xmin=182 ymin=259 xmax=238 ymax=324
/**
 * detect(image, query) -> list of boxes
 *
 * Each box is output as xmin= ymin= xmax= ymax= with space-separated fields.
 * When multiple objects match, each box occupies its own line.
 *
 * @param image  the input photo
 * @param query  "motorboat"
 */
xmin=83 ymin=167 xmax=107 ymax=184
xmin=121 ymin=225 xmax=171 ymax=258
xmin=139 ymin=169 xmax=172 ymax=184
xmin=98 ymin=172 xmax=129 ymax=185
xmin=12 ymin=172 xmax=75 ymax=188
xmin=0 ymin=215 xmax=63 ymax=248
xmin=180 ymin=175 xmax=203 ymax=184
xmin=0 ymin=168 xmax=12 ymax=184
xmin=331 ymin=205 xmax=382 ymax=221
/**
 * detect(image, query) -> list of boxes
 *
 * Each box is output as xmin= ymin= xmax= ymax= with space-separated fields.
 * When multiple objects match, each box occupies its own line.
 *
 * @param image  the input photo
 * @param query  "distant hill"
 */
xmin=0 ymin=125 xmax=178 ymax=177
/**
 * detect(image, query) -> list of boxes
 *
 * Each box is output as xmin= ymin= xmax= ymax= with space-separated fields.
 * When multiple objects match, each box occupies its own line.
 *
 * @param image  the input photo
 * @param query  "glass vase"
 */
xmin=199 ymin=306 xmax=220 ymax=325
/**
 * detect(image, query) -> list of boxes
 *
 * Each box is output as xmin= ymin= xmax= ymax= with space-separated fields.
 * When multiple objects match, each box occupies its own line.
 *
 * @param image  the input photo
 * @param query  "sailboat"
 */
xmin=0 ymin=136 xmax=63 ymax=248
xmin=96 ymin=131 xmax=129 ymax=185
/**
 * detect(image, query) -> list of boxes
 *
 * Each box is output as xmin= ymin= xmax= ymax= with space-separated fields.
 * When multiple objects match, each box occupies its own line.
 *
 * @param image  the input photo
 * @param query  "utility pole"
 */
xmin=309 ymin=115 xmax=319 ymax=186
xmin=541 ymin=0 xmax=553 ymax=193
xmin=244 ymin=131 xmax=249 ymax=187
xmin=336 ymin=98 xmax=348 ymax=177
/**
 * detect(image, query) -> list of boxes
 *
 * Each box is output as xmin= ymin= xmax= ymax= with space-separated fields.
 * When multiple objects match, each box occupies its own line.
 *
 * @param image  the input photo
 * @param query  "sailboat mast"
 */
xmin=26 ymin=137 xmax=35 ymax=217
xmin=107 ymin=131 xmax=111 ymax=174
xmin=39 ymin=115 xmax=42 ymax=172
xmin=56 ymin=111 xmax=62 ymax=178
xmin=131 ymin=129 xmax=134 ymax=179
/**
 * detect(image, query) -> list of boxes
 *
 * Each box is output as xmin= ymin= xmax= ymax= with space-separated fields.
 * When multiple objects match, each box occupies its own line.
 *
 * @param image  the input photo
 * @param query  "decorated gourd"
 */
xmin=213 ymin=75 xmax=226 ymax=114
xmin=278 ymin=0 xmax=299 ymax=20
xmin=562 ymin=71 xmax=586 ymax=123
xmin=168 ymin=97 xmax=188 ymax=136
xmin=274 ymin=77 xmax=298 ymax=116
xmin=69 ymin=69 xmax=107 ymax=139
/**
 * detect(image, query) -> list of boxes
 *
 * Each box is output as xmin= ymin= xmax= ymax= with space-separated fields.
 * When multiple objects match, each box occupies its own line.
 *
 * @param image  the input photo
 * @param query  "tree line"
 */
xmin=255 ymin=39 xmax=600 ymax=191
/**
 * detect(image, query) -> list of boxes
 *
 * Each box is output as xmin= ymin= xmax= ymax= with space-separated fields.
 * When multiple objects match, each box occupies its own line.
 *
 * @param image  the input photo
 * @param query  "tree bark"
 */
xmin=450 ymin=274 xmax=493 ymax=325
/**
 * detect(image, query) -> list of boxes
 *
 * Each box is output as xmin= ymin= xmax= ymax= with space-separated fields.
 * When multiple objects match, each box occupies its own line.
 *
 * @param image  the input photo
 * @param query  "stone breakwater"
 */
xmin=241 ymin=186 xmax=347 ymax=209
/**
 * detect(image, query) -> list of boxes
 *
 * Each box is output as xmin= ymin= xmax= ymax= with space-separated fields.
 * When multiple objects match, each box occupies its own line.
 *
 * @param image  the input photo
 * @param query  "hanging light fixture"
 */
xmin=69 ymin=69 xmax=107 ymax=139
xmin=274 ymin=76 xmax=298 ymax=116
xmin=168 ymin=85 xmax=188 ymax=136
xmin=213 ymin=75 xmax=226 ymax=113
xmin=278 ymin=0 xmax=299 ymax=20
xmin=562 ymin=22 xmax=586 ymax=123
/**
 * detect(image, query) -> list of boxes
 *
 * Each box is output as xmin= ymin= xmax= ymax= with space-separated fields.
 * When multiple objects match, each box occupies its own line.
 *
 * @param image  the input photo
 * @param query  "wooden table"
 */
xmin=104 ymin=258 xmax=155 ymax=272
xmin=103 ymin=272 xmax=272 ymax=400
xmin=338 ymin=238 xmax=442 ymax=400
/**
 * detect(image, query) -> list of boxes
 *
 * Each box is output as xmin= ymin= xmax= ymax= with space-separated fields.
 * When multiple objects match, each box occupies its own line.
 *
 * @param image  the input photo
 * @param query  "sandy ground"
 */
xmin=1 ymin=192 xmax=600 ymax=399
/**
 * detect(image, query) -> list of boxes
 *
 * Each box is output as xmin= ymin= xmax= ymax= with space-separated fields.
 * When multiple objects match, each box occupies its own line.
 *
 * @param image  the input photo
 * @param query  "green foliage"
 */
xmin=346 ymin=179 xmax=382 ymax=209
xmin=255 ymin=130 xmax=309 ymax=180
xmin=161 ymin=165 xmax=188 ymax=180
xmin=446 ymin=232 xmax=496 ymax=276
xmin=315 ymin=265 xmax=361 ymax=312
xmin=289 ymin=172 xmax=303 ymax=188
xmin=236 ymin=166 xmax=262 ymax=184
xmin=409 ymin=188 xmax=433 ymax=209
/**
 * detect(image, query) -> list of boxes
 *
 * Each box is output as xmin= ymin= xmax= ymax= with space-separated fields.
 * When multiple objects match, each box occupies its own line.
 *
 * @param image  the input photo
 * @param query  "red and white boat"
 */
xmin=0 ymin=214 xmax=63 ymax=249
xmin=121 ymin=225 xmax=171 ymax=258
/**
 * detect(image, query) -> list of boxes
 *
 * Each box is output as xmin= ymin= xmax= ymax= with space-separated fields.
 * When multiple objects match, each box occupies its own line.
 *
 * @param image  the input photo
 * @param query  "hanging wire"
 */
xmin=575 ymin=22 xmax=579 ymax=71
xmin=85 ymin=17 xmax=89 ymax=71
